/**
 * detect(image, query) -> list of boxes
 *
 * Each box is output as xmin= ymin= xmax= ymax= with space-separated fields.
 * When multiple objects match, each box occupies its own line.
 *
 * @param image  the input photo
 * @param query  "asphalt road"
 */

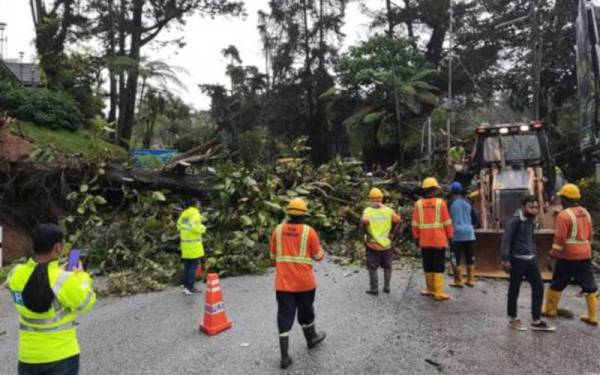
xmin=1 ymin=260 xmax=599 ymax=375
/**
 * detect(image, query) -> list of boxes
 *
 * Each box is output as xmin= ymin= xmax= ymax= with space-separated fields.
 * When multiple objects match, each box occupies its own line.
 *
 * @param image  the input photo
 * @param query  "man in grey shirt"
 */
xmin=501 ymin=196 xmax=554 ymax=332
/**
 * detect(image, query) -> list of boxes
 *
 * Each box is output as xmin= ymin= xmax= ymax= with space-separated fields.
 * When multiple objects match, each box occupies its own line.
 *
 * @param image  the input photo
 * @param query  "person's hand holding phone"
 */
xmin=73 ymin=261 xmax=84 ymax=273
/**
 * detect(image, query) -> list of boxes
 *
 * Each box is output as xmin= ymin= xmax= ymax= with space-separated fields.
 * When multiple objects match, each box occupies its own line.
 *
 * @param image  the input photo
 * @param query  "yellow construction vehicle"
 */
xmin=468 ymin=122 xmax=559 ymax=279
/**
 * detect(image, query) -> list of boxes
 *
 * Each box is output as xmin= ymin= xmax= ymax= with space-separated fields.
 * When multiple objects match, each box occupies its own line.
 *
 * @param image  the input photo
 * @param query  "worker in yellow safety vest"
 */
xmin=177 ymin=198 xmax=206 ymax=295
xmin=7 ymin=223 xmax=96 ymax=375
xmin=361 ymin=188 xmax=401 ymax=295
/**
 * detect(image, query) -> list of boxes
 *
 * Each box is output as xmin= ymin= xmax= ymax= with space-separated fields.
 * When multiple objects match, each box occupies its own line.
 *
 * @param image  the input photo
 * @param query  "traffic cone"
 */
xmin=199 ymin=273 xmax=232 ymax=336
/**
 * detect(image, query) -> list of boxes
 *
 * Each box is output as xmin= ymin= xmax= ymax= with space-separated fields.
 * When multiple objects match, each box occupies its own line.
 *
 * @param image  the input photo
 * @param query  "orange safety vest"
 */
xmin=551 ymin=207 xmax=593 ymax=260
xmin=411 ymin=197 xmax=453 ymax=249
xmin=270 ymin=223 xmax=325 ymax=292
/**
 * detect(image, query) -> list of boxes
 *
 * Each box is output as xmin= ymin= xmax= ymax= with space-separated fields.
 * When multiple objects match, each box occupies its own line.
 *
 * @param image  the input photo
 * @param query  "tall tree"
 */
xmin=30 ymin=0 xmax=87 ymax=89
xmin=89 ymin=0 xmax=245 ymax=149
xmin=258 ymin=0 xmax=346 ymax=164
xmin=336 ymin=36 xmax=439 ymax=167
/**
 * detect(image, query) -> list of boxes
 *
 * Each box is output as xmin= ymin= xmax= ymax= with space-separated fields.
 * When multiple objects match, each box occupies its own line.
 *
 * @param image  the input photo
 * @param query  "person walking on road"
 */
xmin=270 ymin=198 xmax=326 ymax=369
xmin=177 ymin=198 xmax=206 ymax=295
xmin=361 ymin=188 xmax=401 ymax=295
xmin=412 ymin=177 xmax=453 ymax=301
xmin=542 ymin=184 xmax=598 ymax=325
xmin=501 ymin=196 xmax=555 ymax=332
xmin=6 ymin=223 xmax=96 ymax=375
xmin=448 ymin=182 xmax=479 ymax=288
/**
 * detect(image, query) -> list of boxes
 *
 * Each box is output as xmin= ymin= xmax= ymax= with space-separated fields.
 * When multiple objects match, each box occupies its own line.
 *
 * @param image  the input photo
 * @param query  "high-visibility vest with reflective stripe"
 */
xmin=7 ymin=259 xmax=96 ymax=364
xmin=275 ymin=224 xmax=311 ymax=264
xmin=177 ymin=207 xmax=206 ymax=259
xmin=552 ymin=207 xmax=592 ymax=260
xmin=272 ymin=223 xmax=323 ymax=292
xmin=412 ymin=198 xmax=453 ymax=249
xmin=363 ymin=206 xmax=394 ymax=249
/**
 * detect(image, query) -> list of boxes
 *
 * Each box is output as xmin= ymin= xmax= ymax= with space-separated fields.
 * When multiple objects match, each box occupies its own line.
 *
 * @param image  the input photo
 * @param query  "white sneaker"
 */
xmin=182 ymin=288 xmax=193 ymax=296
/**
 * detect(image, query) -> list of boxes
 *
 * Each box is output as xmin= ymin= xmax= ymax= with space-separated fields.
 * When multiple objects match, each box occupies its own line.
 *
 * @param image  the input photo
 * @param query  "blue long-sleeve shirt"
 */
xmin=449 ymin=197 xmax=478 ymax=242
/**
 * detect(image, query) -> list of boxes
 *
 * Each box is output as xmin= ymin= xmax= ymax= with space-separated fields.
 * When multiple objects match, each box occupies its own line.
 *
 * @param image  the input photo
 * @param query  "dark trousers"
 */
xmin=276 ymin=289 xmax=316 ymax=334
xmin=507 ymin=258 xmax=544 ymax=321
xmin=182 ymin=258 xmax=200 ymax=290
xmin=450 ymin=241 xmax=475 ymax=266
xmin=421 ymin=248 xmax=446 ymax=273
xmin=550 ymin=259 xmax=598 ymax=294
xmin=19 ymin=355 xmax=79 ymax=375
xmin=366 ymin=248 xmax=393 ymax=270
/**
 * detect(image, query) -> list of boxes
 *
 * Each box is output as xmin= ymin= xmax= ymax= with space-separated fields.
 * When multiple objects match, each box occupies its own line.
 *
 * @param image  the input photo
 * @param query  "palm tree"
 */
xmin=221 ymin=45 xmax=242 ymax=92
xmin=137 ymin=58 xmax=189 ymax=115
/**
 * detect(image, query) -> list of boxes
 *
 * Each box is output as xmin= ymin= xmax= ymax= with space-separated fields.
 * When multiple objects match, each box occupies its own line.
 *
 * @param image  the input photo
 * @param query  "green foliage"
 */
xmin=60 ymin=53 xmax=105 ymax=120
xmin=335 ymin=36 xmax=439 ymax=165
xmin=62 ymin=174 xmax=180 ymax=294
xmin=0 ymin=81 xmax=83 ymax=130
xmin=238 ymin=129 xmax=270 ymax=166
xmin=10 ymin=120 xmax=127 ymax=160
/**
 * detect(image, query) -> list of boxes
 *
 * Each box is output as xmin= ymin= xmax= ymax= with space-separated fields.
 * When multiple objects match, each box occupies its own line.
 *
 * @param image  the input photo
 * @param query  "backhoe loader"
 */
xmin=467 ymin=122 xmax=559 ymax=279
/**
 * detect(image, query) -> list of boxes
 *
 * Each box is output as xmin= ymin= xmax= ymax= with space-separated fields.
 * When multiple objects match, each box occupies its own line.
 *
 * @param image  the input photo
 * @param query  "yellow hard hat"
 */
xmin=558 ymin=183 xmax=581 ymax=200
xmin=368 ymin=188 xmax=384 ymax=201
xmin=422 ymin=177 xmax=441 ymax=189
xmin=287 ymin=198 xmax=308 ymax=216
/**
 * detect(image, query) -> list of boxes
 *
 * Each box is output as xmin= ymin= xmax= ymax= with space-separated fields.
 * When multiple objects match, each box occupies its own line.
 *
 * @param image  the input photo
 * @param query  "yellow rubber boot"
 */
xmin=450 ymin=266 xmax=464 ymax=288
xmin=580 ymin=293 xmax=598 ymax=326
xmin=421 ymin=272 xmax=434 ymax=296
xmin=433 ymin=273 xmax=451 ymax=301
xmin=466 ymin=265 xmax=476 ymax=287
xmin=542 ymin=289 xmax=561 ymax=318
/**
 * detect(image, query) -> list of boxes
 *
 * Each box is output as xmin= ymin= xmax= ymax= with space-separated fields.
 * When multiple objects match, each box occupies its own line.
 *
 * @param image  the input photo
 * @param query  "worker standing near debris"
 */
xmin=270 ymin=198 xmax=326 ymax=369
xmin=448 ymin=182 xmax=479 ymax=288
xmin=361 ymin=188 xmax=402 ymax=295
xmin=177 ymin=198 xmax=206 ymax=295
xmin=542 ymin=184 xmax=598 ymax=325
xmin=412 ymin=177 xmax=453 ymax=301
xmin=501 ymin=196 xmax=555 ymax=331
xmin=7 ymin=223 xmax=96 ymax=375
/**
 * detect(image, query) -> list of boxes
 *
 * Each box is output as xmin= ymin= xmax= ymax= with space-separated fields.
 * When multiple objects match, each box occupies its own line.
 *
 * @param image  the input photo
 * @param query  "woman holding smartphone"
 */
xmin=6 ymin=223 xmax=96 ymax=375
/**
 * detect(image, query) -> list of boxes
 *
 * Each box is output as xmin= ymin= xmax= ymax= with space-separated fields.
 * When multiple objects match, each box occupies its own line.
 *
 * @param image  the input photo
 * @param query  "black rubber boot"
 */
xmin=279 ymin=335 xmax=293 ymax=369
xmin=366 ymin=269 xmax=379 ymax=295
xmin=383 ymin=268 xmax=392 ymax=293
xmin=302 ymin=324 xmax=326 ymax=349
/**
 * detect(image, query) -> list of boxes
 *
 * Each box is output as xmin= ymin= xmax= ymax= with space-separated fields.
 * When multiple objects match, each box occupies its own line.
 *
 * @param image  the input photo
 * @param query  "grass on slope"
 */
xmin=10 ymin=120 xmax=127 ymax=161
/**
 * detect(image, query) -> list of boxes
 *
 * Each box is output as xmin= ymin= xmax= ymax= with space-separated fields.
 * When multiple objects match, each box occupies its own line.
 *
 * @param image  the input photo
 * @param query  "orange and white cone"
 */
xmin=199 ymin=273 xmax=233 ymax=336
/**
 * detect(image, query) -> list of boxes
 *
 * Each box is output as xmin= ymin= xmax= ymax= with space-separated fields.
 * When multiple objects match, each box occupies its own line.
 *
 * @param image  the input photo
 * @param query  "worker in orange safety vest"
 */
xmin=412 ymin=177 xmax=453 ymax=301
xmin=270 ymin=198 xmax=326 ymax=369
xmin=542 ymin=184 xmax=598 ymax=325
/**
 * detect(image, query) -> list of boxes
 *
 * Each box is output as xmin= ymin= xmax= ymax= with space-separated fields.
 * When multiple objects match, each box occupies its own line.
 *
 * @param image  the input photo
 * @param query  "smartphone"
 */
xmin=67 ymin=249 xmax=81 ymax=271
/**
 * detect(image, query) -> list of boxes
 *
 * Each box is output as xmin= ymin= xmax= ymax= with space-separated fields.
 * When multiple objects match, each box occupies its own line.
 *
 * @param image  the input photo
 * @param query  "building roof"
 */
xmin=0 ymin=59 xmax=42 ymax=86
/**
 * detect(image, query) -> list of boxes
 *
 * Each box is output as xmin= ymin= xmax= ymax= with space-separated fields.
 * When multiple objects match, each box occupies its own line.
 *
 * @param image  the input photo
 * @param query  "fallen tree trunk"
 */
xmin=0 ymin=159 xmax=212 ymax=202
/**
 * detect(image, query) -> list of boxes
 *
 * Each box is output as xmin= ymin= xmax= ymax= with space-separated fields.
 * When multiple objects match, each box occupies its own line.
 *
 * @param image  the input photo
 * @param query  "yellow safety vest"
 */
xmin=177 ymin=207 xmax=206 ymax=259
xmin=7 ymin=259 xmax=96 ymax=364
xmin=363 ymin=206 xmax=395 ymax=249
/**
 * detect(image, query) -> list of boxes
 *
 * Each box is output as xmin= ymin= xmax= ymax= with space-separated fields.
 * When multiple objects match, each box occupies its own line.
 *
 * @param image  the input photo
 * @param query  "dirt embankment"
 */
xmin=1 ymin=119 xmax=33 ymax=264
xmin=0 ymin=121 xmax=33 ymax=161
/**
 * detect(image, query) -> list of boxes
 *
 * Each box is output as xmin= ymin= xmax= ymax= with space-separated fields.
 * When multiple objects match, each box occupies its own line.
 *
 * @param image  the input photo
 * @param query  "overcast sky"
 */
xmin=0 ymin=0 xmax=374 ymax=110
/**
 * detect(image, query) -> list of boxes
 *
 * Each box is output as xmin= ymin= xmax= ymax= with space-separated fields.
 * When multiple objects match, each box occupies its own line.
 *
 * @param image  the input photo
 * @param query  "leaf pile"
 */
xmin=64 ymin=141 xmax=423 ymax=294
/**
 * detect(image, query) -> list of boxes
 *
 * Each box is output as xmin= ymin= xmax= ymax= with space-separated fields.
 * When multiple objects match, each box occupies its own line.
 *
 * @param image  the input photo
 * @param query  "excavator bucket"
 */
xmin=470 ymin=229 xmax=554 ymax=280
